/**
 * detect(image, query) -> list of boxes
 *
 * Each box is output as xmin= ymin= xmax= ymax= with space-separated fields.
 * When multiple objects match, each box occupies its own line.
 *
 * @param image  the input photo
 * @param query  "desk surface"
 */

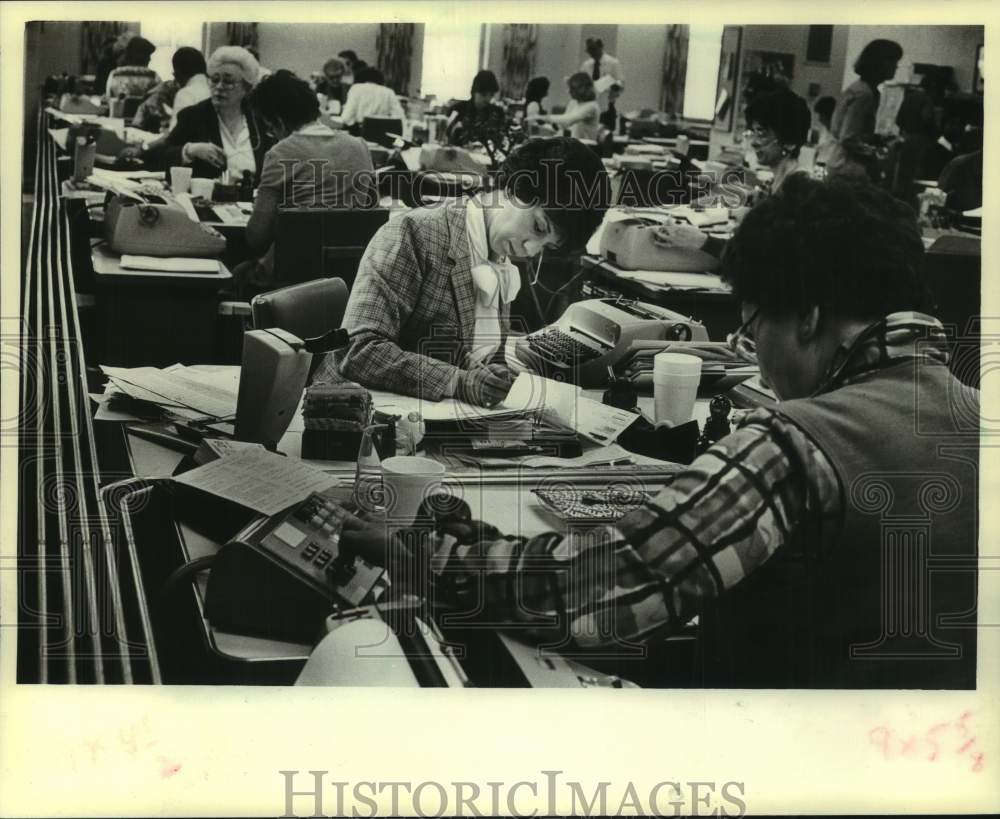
xmin=91 ymin=244 xmax=233 ymax=283
xmin=120 ymin=388 xmax=711 ymax=666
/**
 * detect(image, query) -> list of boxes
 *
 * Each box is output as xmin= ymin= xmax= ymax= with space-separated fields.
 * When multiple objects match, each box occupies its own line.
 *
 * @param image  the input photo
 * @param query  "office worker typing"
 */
xmin=338 ymin=176 xmax=978 ymax=688
xmin=159 ymin=46 xmax=276 ymax=183
xmin=327 ymin=137 xmax=609 ymax=407
xmin=655 ymin=88 xmax=812 ymax=256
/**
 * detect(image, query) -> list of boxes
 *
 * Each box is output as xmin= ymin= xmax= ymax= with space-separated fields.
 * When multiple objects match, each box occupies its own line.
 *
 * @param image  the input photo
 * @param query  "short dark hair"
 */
xmin=123 ymin=37 xmax=155 ymax=66
xmin=524 ymin=76 xmax=550 ymax=105
xmin=172 ymin=46 xmax=206 ymax=80
xmin=813 ymin=96 xmax=836 ymax=126
xmin=250 ymin=71 xmax=320 ymax=132
xmin=338 ymin=50 xmax=359 ymax=63
xmin=496 ymin=137 xmax=610 ymax=255
xmin=721 ymin=175 xmax=934 ymax=320
xmin=471 ymin=70 xmax=500 ymax=97
xmin=355 ymin=66 xmax=384 ymax=85
xmin=567 ymin=72 xmax=596 ymax=103
xmin=854 ymin=39 xmax=903 ymax=82
xmin=745 ymin=89 xmax=811 ymax=156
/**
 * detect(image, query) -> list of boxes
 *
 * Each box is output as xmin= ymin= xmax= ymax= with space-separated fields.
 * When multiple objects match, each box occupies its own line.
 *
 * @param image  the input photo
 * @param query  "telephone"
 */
xmin=519 ymin=298 xmax=708 ymax=388
xmin=600 ymin=217 xmax=720 ymax=272
xmin=105 ymin=194 xmax=227 ymax=257
xmin=204 ymin=486 xmax=386 ymax=643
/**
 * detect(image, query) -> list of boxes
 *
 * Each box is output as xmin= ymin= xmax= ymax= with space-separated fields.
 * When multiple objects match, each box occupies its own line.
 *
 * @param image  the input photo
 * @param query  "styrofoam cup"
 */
xmin=170 ymin=166 xmax=193 ymax=194
xmin=653 ymin=352 xmax=701 ymax=427
xmin=380 ymin=456 xmax=446 ymax=525
xmin=190 ymin=177 xmax=215 ymax=200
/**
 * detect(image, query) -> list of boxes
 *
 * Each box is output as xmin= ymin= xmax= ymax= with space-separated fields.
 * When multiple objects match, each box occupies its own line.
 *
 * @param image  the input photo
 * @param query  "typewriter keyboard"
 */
xmin=526 ymin=329 xmax=602 ymax=366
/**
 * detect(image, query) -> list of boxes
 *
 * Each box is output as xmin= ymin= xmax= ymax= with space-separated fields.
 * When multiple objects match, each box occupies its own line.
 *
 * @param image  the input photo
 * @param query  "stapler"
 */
xmin=600 ymin=217 xmax=720 ymax=272
xmin=104 ymin=194 xmax=227 ymax=257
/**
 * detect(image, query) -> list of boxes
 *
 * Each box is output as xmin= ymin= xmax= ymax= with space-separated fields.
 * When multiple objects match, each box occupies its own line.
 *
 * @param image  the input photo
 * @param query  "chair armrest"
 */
xmin=218 ymin=300 xmax=252 ymax=317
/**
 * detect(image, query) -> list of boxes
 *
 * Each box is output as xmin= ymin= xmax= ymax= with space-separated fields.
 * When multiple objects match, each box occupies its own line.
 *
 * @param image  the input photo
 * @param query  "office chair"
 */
xmin=251 ymin=277 xmax=350 ymax=383
xmin=362 ymin=116 xmax=404 ymax=147
xmin=273 ymin=208 xmax=390 ymax=289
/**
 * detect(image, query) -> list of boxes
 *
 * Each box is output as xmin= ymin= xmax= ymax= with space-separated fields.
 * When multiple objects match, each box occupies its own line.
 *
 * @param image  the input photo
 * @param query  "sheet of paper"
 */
xmin=101 ymin=365 xmax=238 ymax=418
xmin=210 ymin=203 xmax=251 ymax=226
xmin=48 ymin=128 xmax=69 ymax=151
xmin=593 ymin=74 xmax=621 ymax=94
xmin=119 ymin=255 xmax=221 ymax=273
xmin=173 ymin=447 xmax=339 ymax=516
xmin=610 ymin=266 xmax=728 ymax=290
xmin=573 ymin=396 xmax=640 ymax=444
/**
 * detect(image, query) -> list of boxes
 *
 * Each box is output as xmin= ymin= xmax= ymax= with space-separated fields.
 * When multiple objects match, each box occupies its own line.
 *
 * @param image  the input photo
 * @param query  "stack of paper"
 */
xmin=95 ymin=363 xmax=239 ymax=422
xmin=119 ymin=256 xmax=220 ymax=273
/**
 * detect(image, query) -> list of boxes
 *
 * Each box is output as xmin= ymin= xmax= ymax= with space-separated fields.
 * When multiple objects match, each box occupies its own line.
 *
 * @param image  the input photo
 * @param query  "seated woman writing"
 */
xmin=324 ymin=137 xmax=609 ymax=407
xmin=525 ymin=72 xmax=601 ymax=141
xmin=236 ymin=70 xmax=376 ymax=298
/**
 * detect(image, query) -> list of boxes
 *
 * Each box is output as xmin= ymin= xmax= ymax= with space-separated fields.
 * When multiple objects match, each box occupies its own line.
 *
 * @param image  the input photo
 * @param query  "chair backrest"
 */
xmin=251 ymin=277 xmax=350 ymax=340
xmin=362 ymin=117 xmax=404 ymax=146
xmin=273 ymin=208 xmax=391 ymax=288
xmin=924 ymin=235 xmax=981 ymax=388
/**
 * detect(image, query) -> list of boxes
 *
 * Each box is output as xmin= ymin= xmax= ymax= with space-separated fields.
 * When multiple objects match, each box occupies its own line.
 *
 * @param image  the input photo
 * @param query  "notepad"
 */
xmin=119 ymin=256 xmax=220 ymax=273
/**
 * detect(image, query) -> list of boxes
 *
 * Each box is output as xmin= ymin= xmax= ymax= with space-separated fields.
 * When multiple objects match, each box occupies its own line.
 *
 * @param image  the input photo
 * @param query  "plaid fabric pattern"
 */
xmin=332 ymin=202 xmax=490 ymax=400
xmin=440 ymin=315 xmax=953 ymax=647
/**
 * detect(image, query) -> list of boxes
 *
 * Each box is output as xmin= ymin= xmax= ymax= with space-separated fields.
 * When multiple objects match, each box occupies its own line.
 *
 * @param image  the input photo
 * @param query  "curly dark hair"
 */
xmin=721 ymin=175 xmax=934 ymax=320
xmin=495 ymin=137 xmax=610 ymax=254
xmin=250 ymin=71 xmax=320 ymax=132
xmin=745 ymin=89 xmax=812 ymax=157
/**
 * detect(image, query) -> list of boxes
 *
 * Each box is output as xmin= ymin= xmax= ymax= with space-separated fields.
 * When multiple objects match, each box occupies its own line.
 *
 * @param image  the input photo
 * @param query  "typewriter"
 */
xmin=519 ymin=298 xmax=708 ymax=388
xmin=105 ymin=194 xmax=226 ymax=257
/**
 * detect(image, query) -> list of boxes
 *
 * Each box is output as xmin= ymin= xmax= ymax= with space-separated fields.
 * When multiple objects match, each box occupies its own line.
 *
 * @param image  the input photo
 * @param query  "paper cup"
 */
xmin=653 ymin=352 xmax=702 ymax=427
xmin=380 ymin=456 xmax=446 ymax=526
xmin=170 ymin=166 xmax=193 ymax=194
xmin=190 ymin=177 xmax=214 ymax=200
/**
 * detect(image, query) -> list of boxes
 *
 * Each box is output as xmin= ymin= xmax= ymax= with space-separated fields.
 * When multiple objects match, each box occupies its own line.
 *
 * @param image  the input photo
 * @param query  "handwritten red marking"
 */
xmin=868 ymin=712 xmax=985 ymax=773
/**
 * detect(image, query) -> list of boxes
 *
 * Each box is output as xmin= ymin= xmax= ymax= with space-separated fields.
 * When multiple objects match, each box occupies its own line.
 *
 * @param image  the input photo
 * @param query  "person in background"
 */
xmin=236 ymin=71 xmax=376 ymax=298
xmin=523 ymin=76 xmax=549 ymax=119
xmin=827 ymin=38 xmax=903 ymax=180
xmin=580 ymin=37 xmax=624 ymax=93
xmin=580 ymin=37 xmax=624 ymax=129
xmin=158 ymin=46 xmax=275 ymax=182
xmin=339 ymin=175 xmax=978 ymax=690
xmin=93 ymin=32 xmax=133 ymax=96
xmin=812 ymin=96 xmax=837 ymax=166
xmin=938 ymin=127 xmax=983 ymax=212
xmin=339 ymin=66 xmax=405 ymax=130
xmin=446 ymin=70 xmax=507 ymax=147
xmin=105 ymin=36 xmax=160 ymax=99
xmin=525 ymin=72 xmax=601 ymax=142
xmin=328 ymin=138 xmax=609 ymax=406
xmin=655 ymin=89 xmax=811 ymax=254
xmin=130 ymin=78 xmax=178 ymax=133
xmin=315 ymin=57 xmax=349 ymax=111
xmin=338 ymin=50 xmax=368 ymax=86
xmin=168 ymin=46 xmax=211 ymax=129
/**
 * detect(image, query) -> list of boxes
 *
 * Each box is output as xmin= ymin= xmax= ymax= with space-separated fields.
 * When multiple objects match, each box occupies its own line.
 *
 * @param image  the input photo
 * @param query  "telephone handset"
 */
xmin=203 ymin=486 xmax=386 ymax=643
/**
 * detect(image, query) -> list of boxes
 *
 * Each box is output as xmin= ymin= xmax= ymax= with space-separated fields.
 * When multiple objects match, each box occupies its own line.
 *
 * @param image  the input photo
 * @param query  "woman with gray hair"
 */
xmin=160 ymin=45 xmax=276 ymax=182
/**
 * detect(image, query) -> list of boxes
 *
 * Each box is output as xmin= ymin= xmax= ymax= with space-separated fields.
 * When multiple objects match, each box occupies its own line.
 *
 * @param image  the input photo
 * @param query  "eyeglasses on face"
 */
xmin=726 ymin=307 xmax=761 ymax=364
xmin=208 ymin=75 xmax=240 ymax=89
xmin=743 ymin=126 xmax=776 ymax=144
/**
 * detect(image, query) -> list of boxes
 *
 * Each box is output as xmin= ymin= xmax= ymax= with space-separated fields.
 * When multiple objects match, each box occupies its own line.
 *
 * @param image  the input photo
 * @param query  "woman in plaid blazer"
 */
xmin=330 ymin=138 xmax=610 ymax=406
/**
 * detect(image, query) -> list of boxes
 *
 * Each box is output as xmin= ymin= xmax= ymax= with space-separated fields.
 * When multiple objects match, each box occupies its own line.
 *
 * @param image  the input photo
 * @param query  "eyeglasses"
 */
xmin=726 ymin=307 xmax=761 ymax=364
xmin=743 ymin=127 xmax=775 ymax=144
xmin=208 ymin=75 xmax=239 ymax=89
